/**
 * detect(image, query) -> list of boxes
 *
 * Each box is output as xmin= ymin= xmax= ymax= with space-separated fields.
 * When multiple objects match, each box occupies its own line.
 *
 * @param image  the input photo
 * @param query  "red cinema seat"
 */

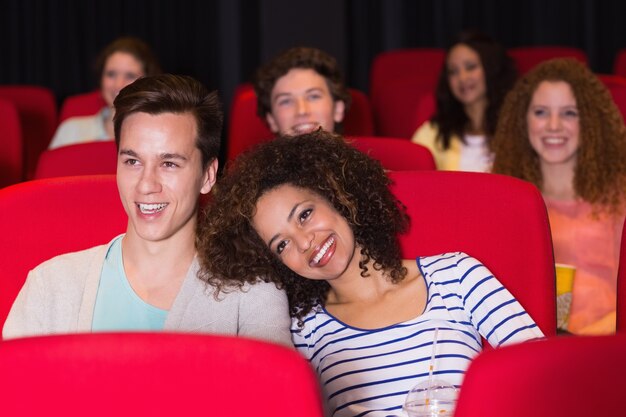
xmin=35 ymin=140 xmax=118 ymax=179
xmin=350 ymin=136 xmax=435 ymax=171
xmin=455 ymin=334 xmax=626 ymax=417
xmin=597 ymin=74 xmax=626 ymax=123
xmin=613 ymin=48 xmax=626 ymax=78
xmin=389 ymin=171 xmax=556 ymax=336
xmin=59 ymin=90 xmax=106 ymax=122
xmin=617 ymin=221 xmax=626 ymax=332
xmin=0 ymin=333 xmax=324 ymax=417
xmin=508 ymin=46 xmax=588 ymax=74
xmin=369 ymin=49 xmax=445 ymax=138
xmin=0 ymin=176 xmax=127 ymax=330
xmin=0 ymin=98 xmax=23 ymax=188
xmin=226 ymin=84 xmax=375 ymax=162
xmin=414 ymin=92 xmax=436 ymax=131
xmin=0 ymin=85 xmax=58 ymax=179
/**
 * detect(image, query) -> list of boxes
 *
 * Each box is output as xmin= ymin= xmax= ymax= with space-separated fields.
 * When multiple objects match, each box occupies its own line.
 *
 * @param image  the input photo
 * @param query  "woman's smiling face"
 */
xmin=251 ymin=184 xmax=359 ymax=281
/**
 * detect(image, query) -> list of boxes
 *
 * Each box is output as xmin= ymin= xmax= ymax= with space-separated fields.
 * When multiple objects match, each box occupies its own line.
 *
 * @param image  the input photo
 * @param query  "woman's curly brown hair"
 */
xmin=197 ymin=130 xmax=409 ymax=324
xmin=492 ymin=58 xmax=626 ymax=213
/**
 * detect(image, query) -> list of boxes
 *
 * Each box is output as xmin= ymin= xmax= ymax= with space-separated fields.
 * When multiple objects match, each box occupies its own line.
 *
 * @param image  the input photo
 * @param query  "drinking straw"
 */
xmin=425 ymin=327 xmax=439 ymax=405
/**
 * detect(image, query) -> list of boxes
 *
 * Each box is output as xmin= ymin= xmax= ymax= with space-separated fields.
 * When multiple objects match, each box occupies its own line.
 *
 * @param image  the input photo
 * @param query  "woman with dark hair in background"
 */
xmin=412 ymin=30 xmax=517 ymax=171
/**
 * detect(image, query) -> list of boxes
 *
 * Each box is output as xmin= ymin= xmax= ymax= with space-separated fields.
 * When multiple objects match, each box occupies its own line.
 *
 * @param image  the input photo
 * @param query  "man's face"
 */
xmin=116 ymin=112 xmax=217 ymax=244
xmin=266 ymin=68 xmax=345 ymax=135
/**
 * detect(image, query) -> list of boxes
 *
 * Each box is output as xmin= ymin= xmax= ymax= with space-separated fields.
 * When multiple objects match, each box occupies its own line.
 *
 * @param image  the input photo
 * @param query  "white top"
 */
xmin=291 ymin=252 xmax=543 ymax=417
xmin=458 ymin=134 xmax=492 ymax=172
xmin=49 ymin=107 xmax=112 ymax=150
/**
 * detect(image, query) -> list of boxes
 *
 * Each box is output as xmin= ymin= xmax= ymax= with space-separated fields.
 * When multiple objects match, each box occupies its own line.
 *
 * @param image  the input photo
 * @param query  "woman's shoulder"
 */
xmin=411 ymin=121 xmax=439 ymax=145
xmin=417 ymin=252 xmax=480 ymax=273
xmin=290 ymin=304 xmax=326 ymax=333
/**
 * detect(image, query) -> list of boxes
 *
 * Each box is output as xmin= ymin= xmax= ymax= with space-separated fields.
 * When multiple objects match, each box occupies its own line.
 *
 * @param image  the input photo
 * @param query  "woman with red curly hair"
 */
xmin=492 ymin=58 xmax=626 ymax=335
xmin=198 ymin=130 xmax=542 ymax=417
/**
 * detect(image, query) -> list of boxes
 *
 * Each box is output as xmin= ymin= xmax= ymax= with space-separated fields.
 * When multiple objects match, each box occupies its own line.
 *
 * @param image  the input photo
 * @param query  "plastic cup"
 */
xmin=404 ymin=379 xmax=459 ymax=417
xmin=555 ymin=263 xmax=576 ymax=330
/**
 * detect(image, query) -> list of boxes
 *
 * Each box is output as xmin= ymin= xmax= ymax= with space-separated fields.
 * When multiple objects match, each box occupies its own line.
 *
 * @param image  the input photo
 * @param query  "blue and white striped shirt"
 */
xmin=292 ymin=252 xmax=543 ymax=417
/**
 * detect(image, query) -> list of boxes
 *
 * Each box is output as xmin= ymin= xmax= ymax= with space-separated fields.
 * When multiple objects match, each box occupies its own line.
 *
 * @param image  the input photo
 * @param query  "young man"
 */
xmin=254 ymin=46 xmax=351 ymax=136
xmin=3 ymin=74 xmax=291 ymax=344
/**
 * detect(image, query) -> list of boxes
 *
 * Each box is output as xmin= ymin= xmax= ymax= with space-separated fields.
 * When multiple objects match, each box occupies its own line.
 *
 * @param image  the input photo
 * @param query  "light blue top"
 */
xmin=92 ymin=236 xmax=167 ymax=331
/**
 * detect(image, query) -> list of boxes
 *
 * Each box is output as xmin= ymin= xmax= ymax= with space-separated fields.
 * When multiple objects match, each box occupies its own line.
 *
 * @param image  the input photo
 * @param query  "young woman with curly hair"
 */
xmin=412 ymin=30 xmax=517 ymax=172
xmin=197 ymin=130 xmax=542 ymax=417
xmin=492 ymin=58 xmax=626 ymax=335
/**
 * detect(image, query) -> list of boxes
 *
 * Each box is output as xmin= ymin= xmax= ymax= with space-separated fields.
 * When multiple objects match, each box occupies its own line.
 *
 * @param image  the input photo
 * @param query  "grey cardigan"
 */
xmin=3 ymin=236 xmax=292 ymax=346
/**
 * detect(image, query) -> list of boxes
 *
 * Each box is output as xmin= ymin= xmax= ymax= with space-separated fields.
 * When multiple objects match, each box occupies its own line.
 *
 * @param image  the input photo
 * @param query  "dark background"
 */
xmin=3 ymin=0 xmax=626 ymax=134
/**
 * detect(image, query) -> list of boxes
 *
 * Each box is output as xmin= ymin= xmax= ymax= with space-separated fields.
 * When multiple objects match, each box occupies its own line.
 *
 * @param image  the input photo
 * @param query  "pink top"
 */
xmin=545 ymin=198 xmax=625 ymax=334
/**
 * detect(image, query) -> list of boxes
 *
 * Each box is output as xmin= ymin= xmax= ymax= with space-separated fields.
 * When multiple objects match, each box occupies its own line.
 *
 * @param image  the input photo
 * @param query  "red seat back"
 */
xmin=389 ymin=171 xmax=556 ymax=336
xmin=350 ymin=136 xmax=435 ymax=171
xmin=226 ymin=83 xmax=374 ymax=161
xmin=617 ymin=221 xmax=626 ymax=332
xmin=508 ymin=46 xmax=588 ymax=74
xmin=414 ymin=92 xmax=437 ymax=131
xmin=597 ymin=74 xmax=626 ymax=123
xmin=59 ymin=91 xmax=106 ymax=122
xmin=0 ymin=85 xmax=58 ymax=179
xmin=0 ymin=99 xmax=23 ymax=188
xmin=369 ymin=49 xmax=445 ymax=138
xmin=35 ymin=140 xmax=118 ymax=179
xmin=455 ymin=334 xmax=626 ymax=417
xmin=613 ymin=48 xmax=626 ymax=78
xmin=0 ymin=333 xmax=324 ymax=417
xmin=0 ymin=176 xmax=127 ymax=329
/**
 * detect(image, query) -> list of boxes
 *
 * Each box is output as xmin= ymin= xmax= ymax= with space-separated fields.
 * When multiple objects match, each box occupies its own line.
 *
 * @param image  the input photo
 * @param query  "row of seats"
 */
xmin=3 ymin=45 xmax=626 ymax=187
xmin=1 ymin=331 xmax=624 ymax=416
xmin=0 ymin=171 xmax=625 ymax=416
xmin=370 ymin=47 xmax=626 ymax=138
xmin=0 ymin=172 xmax=555 ymax=334
xmin=7 ymin=170 xmax=626 ymax=334
xmin=32 ymin=136 xmax=436 ymax=180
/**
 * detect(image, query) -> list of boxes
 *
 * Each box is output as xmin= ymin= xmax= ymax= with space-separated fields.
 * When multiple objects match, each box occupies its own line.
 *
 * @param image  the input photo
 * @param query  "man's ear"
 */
xmin=266 ymin=113 xmax=280 ymax=134
xmin=200 ymin=159 xmax=219 ymax=195
xmin=333 ymin=100 xmax=346 ymax=124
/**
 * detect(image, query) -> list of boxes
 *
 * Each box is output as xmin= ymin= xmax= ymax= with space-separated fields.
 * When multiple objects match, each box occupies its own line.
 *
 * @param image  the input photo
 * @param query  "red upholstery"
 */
xmin=350 ymin=136 xmax=435 ymax=171
xmin=0 ymin=85 xmax=57 ymax=179
xmin=369 ymin=49 xmax=445 ymax=138
xmin=597 ymin=74 xmax=626 ymax=122
xmin=0 ymin=176 xmax=127 ymax=330
xmin=617 ymin=221 xmax=626 ymax=332
xmin=455 ymin=334 xmax=626 ymax=417
xmin=388 ymin=171 xmax=556 ymax=336
xmin=613 ymin=48 xmax=626 ymax=78
xmin=414 ymin=92 xmax=436 ymax=130
xmin=345 ymin=88 xmax=375 ymax=136
xmin=59 ymin=90 xmax=106 ymax=122
xmin=0 ymin=332 xmax=324 ymax=417
xmin=508 ymin=46 xmax=588 ymax=74
xmin=0 ymin=98 xmax=23 ymax=188
xmin=226 ymin=83 xmax=375 ymax=162
xmin=34 ymin=140 xmax=118 ymax=179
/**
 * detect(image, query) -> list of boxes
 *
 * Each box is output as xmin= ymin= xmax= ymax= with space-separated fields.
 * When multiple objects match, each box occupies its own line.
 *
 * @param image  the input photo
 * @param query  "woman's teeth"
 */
xmin=312 ymin=236 xmax=335 ymax=264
